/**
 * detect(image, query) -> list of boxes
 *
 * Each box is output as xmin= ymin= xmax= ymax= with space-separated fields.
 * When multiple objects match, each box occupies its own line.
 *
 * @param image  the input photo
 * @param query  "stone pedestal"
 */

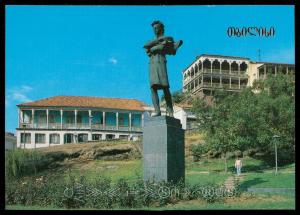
xmin=142 ymin=116 xmax=185 ymax=183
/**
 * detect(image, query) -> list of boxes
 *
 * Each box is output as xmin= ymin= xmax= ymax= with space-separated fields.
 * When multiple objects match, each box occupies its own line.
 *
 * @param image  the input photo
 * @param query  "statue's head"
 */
xmin=151 ymin=20 xmax=164 ymax=37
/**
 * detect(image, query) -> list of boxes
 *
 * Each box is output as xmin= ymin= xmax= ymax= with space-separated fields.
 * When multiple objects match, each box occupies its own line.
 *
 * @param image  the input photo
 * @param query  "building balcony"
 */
xmin=19 ymin=122 xmax=142 ymax=132
xmin=105 ymin=125 xmax=117 ymax=131
xmin=230 ymin=84 xmax=240 ymax=89
xmin=91 ymin=124 xmax=104 ymax=130
xmin=118 ymin=125 xmax=130 ymax=131
xmin=211 ymin=83 xmax=222 ymax=88
xmin=132 ymin=126 xmax=142 ymax=132
xmin=48 ymin=123 xmax=61 ymax=129
xmin=194 ymin=83 xmax=242 ymax=90
xmin=230 ymin=70 xmax=239 ymax=75
xmin=221 ymin=70 xmax=230 ymax=74
xmin=202 ymin=82 xmax=212 ymax=87
xmin=20 ymin=123 xmax=33 ymax=128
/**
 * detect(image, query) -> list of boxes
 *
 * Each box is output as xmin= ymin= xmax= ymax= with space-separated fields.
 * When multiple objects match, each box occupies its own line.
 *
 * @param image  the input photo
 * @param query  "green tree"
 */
xmin=192 ymin=73 xmax=295 ymax=170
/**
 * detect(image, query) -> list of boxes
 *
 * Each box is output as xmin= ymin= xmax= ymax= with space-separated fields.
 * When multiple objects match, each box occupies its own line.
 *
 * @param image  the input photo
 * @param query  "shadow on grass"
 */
xmin=239 ymin=177 xmax=268 ymax=191
xmin=227 ymin=164 xmax=269 ymax=173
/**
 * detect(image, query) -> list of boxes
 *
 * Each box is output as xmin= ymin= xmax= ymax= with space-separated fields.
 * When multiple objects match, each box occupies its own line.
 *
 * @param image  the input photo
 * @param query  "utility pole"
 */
xmin=273 ymin=135 xmax=280 ymax=174
xmin=258 ymin=49 xmax=261 ymax=61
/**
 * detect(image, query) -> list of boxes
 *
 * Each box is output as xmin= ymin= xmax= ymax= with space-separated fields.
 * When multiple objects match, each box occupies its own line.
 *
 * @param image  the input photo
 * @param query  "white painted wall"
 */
xmin=16 ymin=129 xmax=141 ymax=149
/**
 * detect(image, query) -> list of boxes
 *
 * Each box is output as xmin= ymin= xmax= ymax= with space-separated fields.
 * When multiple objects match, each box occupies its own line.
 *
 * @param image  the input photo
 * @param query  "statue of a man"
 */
xmin=144 ymin=20 xmax=183 ymax=117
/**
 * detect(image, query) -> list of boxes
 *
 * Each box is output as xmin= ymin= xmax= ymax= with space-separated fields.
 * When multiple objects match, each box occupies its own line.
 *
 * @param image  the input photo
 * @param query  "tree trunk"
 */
xmin=224 ymin=152 xmax=228 ymax=173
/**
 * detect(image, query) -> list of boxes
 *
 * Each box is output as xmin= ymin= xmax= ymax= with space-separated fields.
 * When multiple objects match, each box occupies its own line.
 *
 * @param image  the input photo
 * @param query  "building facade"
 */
xmin=16 ymin=96 xmax=147 ymax=149
xmin=173 ymin=104 xmax=197 ymax=130
xmin=182 ymin=54 xmax=295 ymax=97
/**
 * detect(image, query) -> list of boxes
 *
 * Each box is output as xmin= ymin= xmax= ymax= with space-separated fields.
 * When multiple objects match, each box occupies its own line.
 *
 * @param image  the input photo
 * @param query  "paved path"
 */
xmin=224 ymin=174 xmax=245 ymax=190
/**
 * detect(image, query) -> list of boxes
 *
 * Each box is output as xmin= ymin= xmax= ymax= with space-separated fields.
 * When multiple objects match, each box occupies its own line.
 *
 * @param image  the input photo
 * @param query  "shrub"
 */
xmin=5 ymin=149 xmax=45 ymax=180
xmin=5 ymin=175 xmax=239 ymax=209
xmin=191 ymin=144 xmax=208 ymax=161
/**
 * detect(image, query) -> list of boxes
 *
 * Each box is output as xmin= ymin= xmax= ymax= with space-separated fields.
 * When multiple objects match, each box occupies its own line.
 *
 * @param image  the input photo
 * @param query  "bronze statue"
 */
xmin=144 ymin=21 xmax=183 ymax=117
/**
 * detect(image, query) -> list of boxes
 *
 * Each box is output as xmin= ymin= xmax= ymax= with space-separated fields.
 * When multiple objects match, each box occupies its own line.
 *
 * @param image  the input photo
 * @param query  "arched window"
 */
xmin=203 ymin=59 xmax=211 ymax=72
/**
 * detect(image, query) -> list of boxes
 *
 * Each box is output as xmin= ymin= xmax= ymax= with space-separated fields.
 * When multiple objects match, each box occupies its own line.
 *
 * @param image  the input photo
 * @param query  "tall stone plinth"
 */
xmin=142 ymin=116 xmax=185 ymax=183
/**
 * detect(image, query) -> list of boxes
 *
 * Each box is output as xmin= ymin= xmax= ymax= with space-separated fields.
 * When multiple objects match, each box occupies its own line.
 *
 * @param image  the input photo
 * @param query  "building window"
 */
xmin=21 ymin=133 xmax=31 ymax=143
xmin=50 ymin=134 xmax=60 ymax=144
xmin=35 ymin=134 xmax=46 ymax=144
xmin=119 ymin=135 xmax=129 ymax=140
xmin=78 ymin=134 xmax=88 ymax=143
xmin=92 ymin=134 xmax=102 ymax=141
xmin=106 ymin=134 xmax=115 ymax=140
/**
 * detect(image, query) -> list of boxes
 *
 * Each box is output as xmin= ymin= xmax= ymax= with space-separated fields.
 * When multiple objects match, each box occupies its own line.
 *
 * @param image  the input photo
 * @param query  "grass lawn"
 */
xmin=6 ymin=140 xmax=295 ymax=210
xmin=63 ymin=159 xmax=143 ymax=183
xmin=240 ymin=172 xmax=295 ymax=189
xmin=158 ymin=194 xmax=295 ymax=210
xmin=187 ymin=156 xmax=272 ymax=173
xmin=21 ymin=156 xmax=295 ymax=190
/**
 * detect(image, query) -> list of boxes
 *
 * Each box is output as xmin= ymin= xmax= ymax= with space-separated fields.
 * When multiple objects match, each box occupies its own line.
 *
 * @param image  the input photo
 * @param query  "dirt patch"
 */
xmin=35 ymin=142 xmax=140 ymax=172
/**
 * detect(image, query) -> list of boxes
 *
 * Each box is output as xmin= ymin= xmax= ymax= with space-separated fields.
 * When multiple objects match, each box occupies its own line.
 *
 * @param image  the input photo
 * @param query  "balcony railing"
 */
xmin=202 ymin=82 xmax=212 ymax=87
xmin=77 ymin=123 xmax=90 ymax=129
xmin=222 ymin=83 xmax=231 ymax=89
xmin=92 ymin=124 xmax=103 ymax=130
xmin=118 ymin=125 xmax=130 ymax=131
xmin=203 ymin=68 xmax=211 ymax=73
xmin=34 ymin=123 xmax=47 ymax=129
xmin=105 ymin=125 xmax=117 ymax=131
xmin=230 ymin=84 xmax=240 ymax=89
xmin=63 ymin=123 xmax=76 ymax=129
xmin=230 ymin=70 xmax=239 ymax=75
xmin=196 ymin=83 xmax=243 ymax=90
xmin=221 ymin=70 xmax=230 ymax=74
xmin=48 ymin=123 xmax=61 ymax=129
xmin=132 ymin=127 xmax=142 ymax=132
xmin=19 ymin=122 xmax=143 ymax=132
xmin=211 ymin=83 xmax=222 ymax=88
xmin=212 ymin=69 xmax=221 ymax=74
xmin=20 ymin=123 xmax=32 ymax=128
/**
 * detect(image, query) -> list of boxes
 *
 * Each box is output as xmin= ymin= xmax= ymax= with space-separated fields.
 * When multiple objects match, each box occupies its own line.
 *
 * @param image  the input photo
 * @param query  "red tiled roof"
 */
xmin=17 ymin=96 xmax=148 ymax=111
xmin=174 ymin=102 xmax=193 ymax=109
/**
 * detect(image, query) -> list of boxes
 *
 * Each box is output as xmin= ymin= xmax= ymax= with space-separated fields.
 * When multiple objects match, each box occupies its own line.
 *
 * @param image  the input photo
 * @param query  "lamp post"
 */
xmin=273 ymin=135 xmax=280 ymax=174
xmin=22 ymin=124 xmax=26 ymax=149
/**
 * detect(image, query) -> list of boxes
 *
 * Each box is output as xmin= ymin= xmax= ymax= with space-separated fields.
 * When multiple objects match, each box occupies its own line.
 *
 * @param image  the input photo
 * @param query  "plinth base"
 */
xmin=142 ymin=115 xmax=185 ymax=183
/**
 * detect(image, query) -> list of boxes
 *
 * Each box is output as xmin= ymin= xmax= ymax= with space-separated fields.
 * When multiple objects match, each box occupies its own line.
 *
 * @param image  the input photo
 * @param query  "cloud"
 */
xmin=109 ymin=57 xmax=118 ymax=65
xmin=6 ymin=85 xmax=33 ymax=107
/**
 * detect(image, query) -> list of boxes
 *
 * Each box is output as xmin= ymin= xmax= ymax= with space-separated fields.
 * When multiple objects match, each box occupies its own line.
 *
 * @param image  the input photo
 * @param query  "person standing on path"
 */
xmin=235 ymin=157 xmax=243 ymax=176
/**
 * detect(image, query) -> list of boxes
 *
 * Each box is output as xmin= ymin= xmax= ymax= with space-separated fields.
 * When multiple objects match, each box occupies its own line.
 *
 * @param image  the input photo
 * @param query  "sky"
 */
xmin=5 ymin=5 xmax=295 ymax=133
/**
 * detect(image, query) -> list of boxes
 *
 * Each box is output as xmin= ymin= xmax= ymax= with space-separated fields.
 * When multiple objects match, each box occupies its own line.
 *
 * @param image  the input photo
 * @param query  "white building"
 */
xmin=182 ymin=54 xmax=295 ymax=97
xmin=173 ymin=104 xmax=197 ymax=130
xmin=16 ymin=96 xmax=148 ymax=149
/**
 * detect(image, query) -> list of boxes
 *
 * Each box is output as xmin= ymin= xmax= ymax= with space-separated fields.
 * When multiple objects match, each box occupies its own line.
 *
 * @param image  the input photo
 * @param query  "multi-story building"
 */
xmin=182 ymin=54 xmax=295 ymax=97
xmin=16 ymin=96 xmax=147 ymax=149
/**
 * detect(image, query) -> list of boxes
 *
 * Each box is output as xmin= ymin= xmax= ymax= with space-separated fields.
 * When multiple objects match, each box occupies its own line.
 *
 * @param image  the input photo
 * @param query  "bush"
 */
xmin=5 ymin=149 xmax=46 ymax=180
xmin=5 ymin=175 xmax=239 ymax=209
xmin=191 ymin=144 xmax=208 ymax=161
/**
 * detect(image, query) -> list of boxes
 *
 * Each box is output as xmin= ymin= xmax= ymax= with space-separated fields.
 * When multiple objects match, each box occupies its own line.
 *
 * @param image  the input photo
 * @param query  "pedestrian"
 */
xmin=235 ymin=157 xmax=242 ymax=176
